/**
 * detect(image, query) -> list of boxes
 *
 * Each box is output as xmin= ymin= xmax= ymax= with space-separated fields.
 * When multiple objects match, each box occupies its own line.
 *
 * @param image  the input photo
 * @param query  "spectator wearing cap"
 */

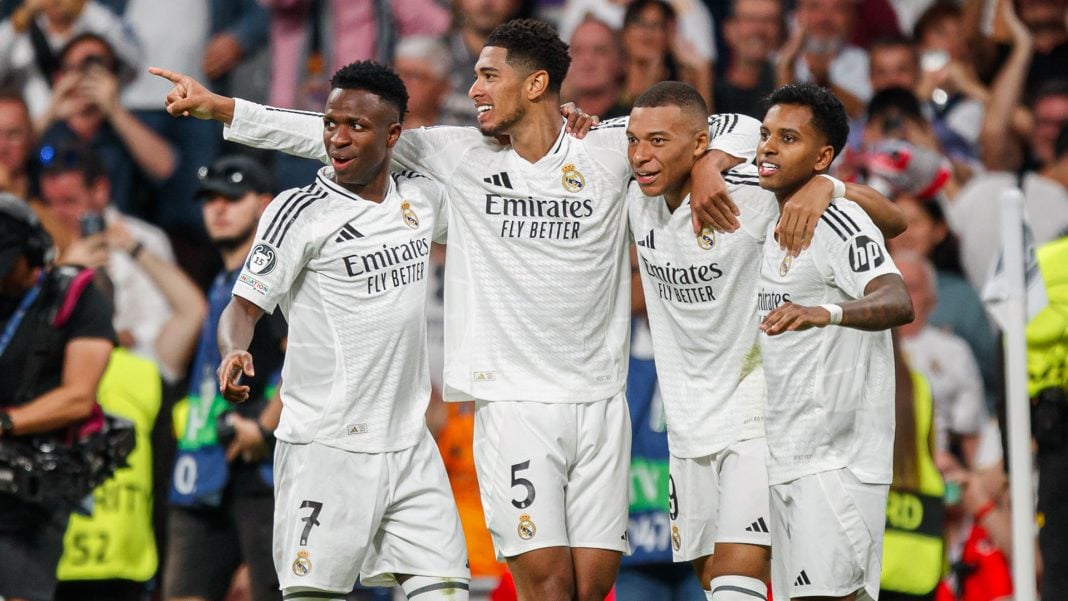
xmin=0 ymin=192 xmax=116 ymax=601
xmin=163 ymin=154 xmax=286 ymax=601
xmin=0 ymin=0 xmax=141 ymax=121
xmin=37 ymin=143 xmax=180 ymax=378
xmin=37 ymin=32 xmax=175 ymax=219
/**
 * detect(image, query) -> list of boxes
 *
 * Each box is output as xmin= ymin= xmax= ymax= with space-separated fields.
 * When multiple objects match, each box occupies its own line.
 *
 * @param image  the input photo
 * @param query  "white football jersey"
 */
xmin=225 ymin=100 xmax=760 ymax=403
xmin=756 ymin=198 xmax=900 ymax=485
xmin=629 ymin=164 xmax=777 ymax=458
xmin=233 ymin=167 xmax=448 ymax=453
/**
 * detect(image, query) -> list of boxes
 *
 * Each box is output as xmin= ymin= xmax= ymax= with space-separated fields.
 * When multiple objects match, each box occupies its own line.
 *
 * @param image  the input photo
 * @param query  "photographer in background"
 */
xmin=163 ymin=155 xmax=285 ymax=601
xmin=0 ymin=192 xmax=115 ymax=601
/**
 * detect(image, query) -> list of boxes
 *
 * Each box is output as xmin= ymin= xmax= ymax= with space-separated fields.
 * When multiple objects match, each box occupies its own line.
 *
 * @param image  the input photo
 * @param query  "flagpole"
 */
xmin=1000 ymin=188 xmax=1037 ymax=601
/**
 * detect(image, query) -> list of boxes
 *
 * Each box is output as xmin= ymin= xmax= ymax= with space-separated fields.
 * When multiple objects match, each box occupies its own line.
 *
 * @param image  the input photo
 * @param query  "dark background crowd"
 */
xmin=0 ymin=0 xmax=1065 ymax=600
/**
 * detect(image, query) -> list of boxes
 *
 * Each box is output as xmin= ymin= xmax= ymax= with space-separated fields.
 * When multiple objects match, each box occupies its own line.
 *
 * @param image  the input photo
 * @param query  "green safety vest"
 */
xmin=1027 ymin=236 xmax=1068 ymax=397
xmin=881 ymin=370 xmax=946 ymax=595
xmin=56 ymin=348 xmax=161 ymax=582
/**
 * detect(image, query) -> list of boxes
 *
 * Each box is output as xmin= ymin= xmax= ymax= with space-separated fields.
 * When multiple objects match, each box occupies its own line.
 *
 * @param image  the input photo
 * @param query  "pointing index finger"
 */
xmin=148 ymin=66 xmax=182 ymax=84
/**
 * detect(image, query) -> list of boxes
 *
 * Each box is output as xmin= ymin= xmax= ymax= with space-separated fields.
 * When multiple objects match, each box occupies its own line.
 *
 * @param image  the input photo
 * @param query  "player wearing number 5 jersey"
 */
xmin=755 ymin=84 xmax=914 ymax=601
xmin=212 ymin=63 xmax=469 ymax=601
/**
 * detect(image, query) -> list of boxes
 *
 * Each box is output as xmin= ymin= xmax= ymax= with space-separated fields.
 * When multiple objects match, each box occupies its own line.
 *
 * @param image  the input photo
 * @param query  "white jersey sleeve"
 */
xmin=811 ymin=200 xmax=901 ymax=300
xmin=708 ymin=114 xmax=761 ymax=164
xmin=225 ymin=99 xmax=329 ymax=164
xmin=234 ymin=185 xmax=324 ymax=313
xmin=391 ymin=126 xmax=497 ymax=181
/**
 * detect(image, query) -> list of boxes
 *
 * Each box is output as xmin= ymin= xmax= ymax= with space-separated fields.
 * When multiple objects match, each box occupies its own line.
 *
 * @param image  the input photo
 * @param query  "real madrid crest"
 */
xmin=696 ymin=226 xmax=715 ymax=250
xmin=671 ymin=525 xmax=682 ymax=551
xmin=779 ymin=254 xmax=792 ymax=277
xmin=561 ymin=163 xmax=585 ymax=193
xmin=292 ymin=550 xmax=312 ymax=576
xmin=518 ymin=514 xmax=537 ymax=540
xmin=401 ymin=200 xmax=419 ymax=229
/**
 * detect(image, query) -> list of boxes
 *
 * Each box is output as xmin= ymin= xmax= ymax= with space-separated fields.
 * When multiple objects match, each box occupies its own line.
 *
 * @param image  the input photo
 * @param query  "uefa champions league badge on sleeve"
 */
xmin=292 ymin=549 xmax=312 ymax=576
xmin=247 ymin=243 xmax=277 ymax=275
xmin=696 ymin=226 xmax=716 ymax=250
xmin=401 ymin=200 xmax=419 ymax=229
xmin=561 ymin=163 xmax=585 ymax=193
xmin=779 ymin=253 xmax=792 ymax=277
xmin=518 ymin=514 xmax=537 ymax=540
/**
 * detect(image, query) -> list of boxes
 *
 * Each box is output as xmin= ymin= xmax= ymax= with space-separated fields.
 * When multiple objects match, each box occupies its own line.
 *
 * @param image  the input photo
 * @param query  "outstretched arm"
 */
xmin=761 ymin=273 xmax=914 ymax=335
xmin=217 ymin=295 xmax=265 ymax=403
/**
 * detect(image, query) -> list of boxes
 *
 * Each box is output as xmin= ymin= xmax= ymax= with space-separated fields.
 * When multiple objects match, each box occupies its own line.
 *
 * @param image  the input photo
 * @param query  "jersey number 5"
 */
xmin=510 ymin=461 xmax=536 ymax=509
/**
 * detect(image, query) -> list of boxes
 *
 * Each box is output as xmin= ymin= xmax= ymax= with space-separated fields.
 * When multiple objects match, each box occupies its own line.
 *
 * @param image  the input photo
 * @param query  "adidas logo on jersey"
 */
xmin=636 ymin=229 xmax=655 ymax=249
xmin=335 ymin=223 xmax=364 ymax=243
xmin=794 ymin=570 xmax=812 ymax=586
xmin=744 ymin=517 xmax=769 ymax=533
xmin=483 ymin=171 xmax=513 ymax=189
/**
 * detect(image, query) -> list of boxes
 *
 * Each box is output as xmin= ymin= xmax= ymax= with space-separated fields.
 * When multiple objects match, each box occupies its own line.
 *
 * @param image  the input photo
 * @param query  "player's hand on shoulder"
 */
xmin=690 ymin=159 xmax=740 ymax=234
xmin=560 ymin=102 xmax=599 ymax=138
xmin=777 ymin=179 xmax=833 ymax=256
xmin=218 ymin=350 xmax=255 ymax=403
xmin=760 ymin=302 xmax=831 ymax=336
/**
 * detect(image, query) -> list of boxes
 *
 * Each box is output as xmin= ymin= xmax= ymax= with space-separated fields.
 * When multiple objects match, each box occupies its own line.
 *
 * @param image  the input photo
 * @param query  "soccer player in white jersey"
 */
xmin=624 ymin=82 xmax=904 ymax=601
xmin=213 ymin=62 xmax=470 ymax=601
xmin=754 ymin=83 xmax=914 ymax=601
xmin=150 ymin=20 xmax=852 ymax=601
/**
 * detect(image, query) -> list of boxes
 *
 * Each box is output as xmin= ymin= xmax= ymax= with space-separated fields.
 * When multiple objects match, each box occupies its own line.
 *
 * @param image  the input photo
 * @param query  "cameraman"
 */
xmin=0 ymin=192 xmax=115 ymax=601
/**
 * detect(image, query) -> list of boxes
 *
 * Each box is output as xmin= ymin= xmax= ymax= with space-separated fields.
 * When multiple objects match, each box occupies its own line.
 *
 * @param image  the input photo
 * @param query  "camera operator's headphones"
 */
xmin=0 ymin=193 xmax=55 ymax=268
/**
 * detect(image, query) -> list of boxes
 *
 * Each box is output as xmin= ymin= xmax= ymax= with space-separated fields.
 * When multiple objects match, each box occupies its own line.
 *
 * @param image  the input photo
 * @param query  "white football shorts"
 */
xmin=273 ymin=429 xmax=469 ymax=593
xmin=769 ymin=467 xmax=889 ymax=601
xmin=472 ymin=392 xmax=631 ymax=560
xmin=668 ymin=436 xmax=772 ymax=562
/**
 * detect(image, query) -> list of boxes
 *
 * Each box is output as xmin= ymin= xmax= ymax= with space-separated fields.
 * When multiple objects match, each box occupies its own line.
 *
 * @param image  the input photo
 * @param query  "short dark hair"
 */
xmin=39 ymin=142 xmax=107 ymax=186
xmin=867 ymin=86 xmax=924 ymax=122
xmin=57 ymin=32 xmax=119 ymax=74
xmin=766 ymin=83 xmax=849 ymax=158
xmin=1033 ymin=78 xmax=1068 ymax=107
xmin=485 ymin=19 xmax=571 ymax=94
xmin=624 ymin=0 xmax=676 ymax=26
xmin=913 ymin=2 xmax=961 ymax=43
xmin=633 ymin=81 xmax=708 ymax=124
xmin=330 ymin=61 xmax=409 ymax=123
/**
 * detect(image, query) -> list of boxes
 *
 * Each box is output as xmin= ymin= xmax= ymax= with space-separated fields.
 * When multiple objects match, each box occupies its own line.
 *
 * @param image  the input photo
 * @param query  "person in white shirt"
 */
xmin=214 ymin=61 xmax=469 ymax=601
xmin=151 ymin=19 xmax=853 ymax=601
xmin=625 ymin=81 xmax=903 ymax=601
xmin=755 ymin=83 xmax=913 ymax=601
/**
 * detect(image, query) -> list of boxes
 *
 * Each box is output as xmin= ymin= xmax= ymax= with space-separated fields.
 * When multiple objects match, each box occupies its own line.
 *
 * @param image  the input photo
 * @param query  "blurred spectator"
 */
xmin=998 ymin=0 xmax=1068 ymax=99
xmin=940 ymin=459 xmax=1014 ymax=601
xmin=260 ymin=0 xmax=447 ymax=190
xmin=164 ymin=155 xmax=285 ymax=601
xmin=0 ymin=193 xmax=115 ymax=601
xmin=37 ymin=143 xmax=179 ymax=376
xmin=777 ymin=0 xmax=872 ymax=117
xmin=619 ymin=0 xmax=713 ymax=109
xmin=714 ymin=0 xmax=782 ymax=119
xmin=1028 ymin=230 xmax=1068 ymax=600
xmin=896 ymin=251 xmax=989 ymax=468
xmin=117 ymin=0 xmax=270 ymax=235
xmin=37 ymin=33 xmax=176 ymax=215
xmin=880 ymin=334 xmax=945 ymax=601
xmin=0 ymin=89 xmax=36 ymax=199
xmin=0 ymin=0 xmax=140 ymax=121
xmin=558 ymin=0 xmax=718 ymax=98
xmin=912 ymin=2 xmax=988 ymax=151
xmin=393 ymin=36 xmax=456 ymax=128
xmin=884 ymin=186 xmax=1000 ymax=415
xmin=55 ymin=228 xmax=203 ymax=601
xmin=562 ymin=17 xmax=627 ymax=120
xmin=442 ymin=0 xmax=530 ymax=127
xmin=951 ymin=123 xmax=1068 ymax=292
xmin=869 ymin=37 xmax=919 ymax=94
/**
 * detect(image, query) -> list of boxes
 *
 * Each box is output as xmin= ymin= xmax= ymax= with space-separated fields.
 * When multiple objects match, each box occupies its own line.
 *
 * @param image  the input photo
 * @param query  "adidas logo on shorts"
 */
xmin=794 ymin=570 xmax=812 ymax=586
xmin=744 ymin=517 xmax=769 ymax=533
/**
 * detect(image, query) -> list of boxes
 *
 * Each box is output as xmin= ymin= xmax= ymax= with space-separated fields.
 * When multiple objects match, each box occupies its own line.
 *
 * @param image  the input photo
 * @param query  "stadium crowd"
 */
xmin=0 ymin=0 xmax=1065 ymax=600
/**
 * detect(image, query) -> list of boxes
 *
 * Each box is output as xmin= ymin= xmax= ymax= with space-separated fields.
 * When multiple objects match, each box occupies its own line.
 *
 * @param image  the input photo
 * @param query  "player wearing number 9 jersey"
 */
xmin=214 ymin=63 xmax=470 ymax=601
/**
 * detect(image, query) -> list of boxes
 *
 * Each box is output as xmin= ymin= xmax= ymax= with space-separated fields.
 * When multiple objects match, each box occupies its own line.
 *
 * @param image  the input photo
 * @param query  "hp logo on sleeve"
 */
xmin=848 ymin=235 xmax=884 ymax=272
